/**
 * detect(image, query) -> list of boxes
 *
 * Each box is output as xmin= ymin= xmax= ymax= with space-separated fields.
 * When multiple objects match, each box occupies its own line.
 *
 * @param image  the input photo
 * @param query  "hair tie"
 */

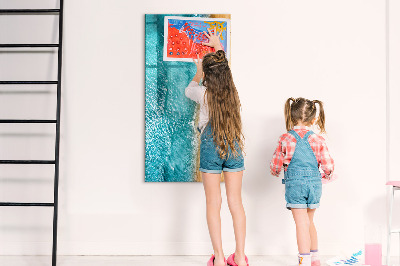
xmin=209 ymin=62 xmax=227 ymax=68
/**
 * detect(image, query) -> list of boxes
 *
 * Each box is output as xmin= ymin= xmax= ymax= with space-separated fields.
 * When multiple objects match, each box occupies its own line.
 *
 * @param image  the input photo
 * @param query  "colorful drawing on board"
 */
xmin=163 ymin=16 xmax=230 ymax=62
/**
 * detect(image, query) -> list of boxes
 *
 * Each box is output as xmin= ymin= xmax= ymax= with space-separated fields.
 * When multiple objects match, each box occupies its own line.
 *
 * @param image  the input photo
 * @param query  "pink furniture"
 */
xmin=365 ymin=243 xmax=382 ymax=266
xmin=386 ymin=181 xmax=400 ymax=265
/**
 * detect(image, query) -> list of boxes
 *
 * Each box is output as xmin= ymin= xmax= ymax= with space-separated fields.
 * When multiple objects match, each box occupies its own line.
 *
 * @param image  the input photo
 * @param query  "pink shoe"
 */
xmin=207 ymin=254 xmax=227 ymax=266
xmin=227 ymin=253 xmax=249 ymax=266
xmin=311 ymin=260 xmax=320 ymax=266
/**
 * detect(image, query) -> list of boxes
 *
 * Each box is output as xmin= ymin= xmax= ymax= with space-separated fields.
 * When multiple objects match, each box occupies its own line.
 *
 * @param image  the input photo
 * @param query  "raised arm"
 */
xmin=185 ymin=55 xmax=206 ymax=103
xmin=192 ymin=54 xmax=203 ymax=83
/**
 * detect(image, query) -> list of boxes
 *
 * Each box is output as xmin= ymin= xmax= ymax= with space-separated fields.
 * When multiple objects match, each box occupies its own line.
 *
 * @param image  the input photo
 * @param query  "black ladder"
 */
xmin=0 ymin=1 xmax=64 ymax=266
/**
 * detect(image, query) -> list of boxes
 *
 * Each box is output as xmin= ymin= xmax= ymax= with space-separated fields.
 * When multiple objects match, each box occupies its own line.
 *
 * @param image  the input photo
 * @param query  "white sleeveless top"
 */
xmin=184 ymin=81 xmax=209 ymax=133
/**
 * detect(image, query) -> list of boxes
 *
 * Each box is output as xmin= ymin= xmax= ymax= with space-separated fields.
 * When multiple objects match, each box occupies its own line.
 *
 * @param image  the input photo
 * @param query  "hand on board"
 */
xmin=193 ymin=54 xmax=203 ymax=73
xmin=202 ymin=28 xmax=223 ymax=51
xmin=192 ymin=54 xmax=203 ymax=83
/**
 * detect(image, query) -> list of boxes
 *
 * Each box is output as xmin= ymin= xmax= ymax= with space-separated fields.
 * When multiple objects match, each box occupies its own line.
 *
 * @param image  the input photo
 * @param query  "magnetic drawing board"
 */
xmin=163 ymin=16 xmax=231 ymax=62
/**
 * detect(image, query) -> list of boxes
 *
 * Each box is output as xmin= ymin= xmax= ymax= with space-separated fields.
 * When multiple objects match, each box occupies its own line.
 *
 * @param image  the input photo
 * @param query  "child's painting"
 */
xmin=163 ymin=16 xmax=230 ymax=62
xmin=145 ymin=14 xmax=231 ymax=182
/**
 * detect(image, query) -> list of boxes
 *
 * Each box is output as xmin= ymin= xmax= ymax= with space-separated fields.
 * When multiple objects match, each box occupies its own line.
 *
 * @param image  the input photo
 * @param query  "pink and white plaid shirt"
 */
xmin=270 ymin=126 xmax=334 ymax=179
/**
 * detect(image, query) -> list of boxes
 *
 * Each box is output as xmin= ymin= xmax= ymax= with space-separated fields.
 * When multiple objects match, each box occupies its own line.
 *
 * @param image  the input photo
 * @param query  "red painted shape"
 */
xmin=167 ymin=25 xmax=214 ymax=59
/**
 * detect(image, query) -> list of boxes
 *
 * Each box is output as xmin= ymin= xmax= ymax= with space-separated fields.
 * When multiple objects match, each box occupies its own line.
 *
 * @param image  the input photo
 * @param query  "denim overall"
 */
xmin=283 ymin=130 xmax=322 ymax=210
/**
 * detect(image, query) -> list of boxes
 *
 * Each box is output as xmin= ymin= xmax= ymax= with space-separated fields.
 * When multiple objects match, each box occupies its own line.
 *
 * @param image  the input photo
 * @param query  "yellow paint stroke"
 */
xmin=204 ymin=21 xmax=226 ymax=40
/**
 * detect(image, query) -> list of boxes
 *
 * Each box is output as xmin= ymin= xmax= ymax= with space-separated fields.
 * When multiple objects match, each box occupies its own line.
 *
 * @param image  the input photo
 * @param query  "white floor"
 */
xmin=0 ymin=256 xmax=397 ymax=266
xmin=0 ymin=256 xmax=322 ymax=266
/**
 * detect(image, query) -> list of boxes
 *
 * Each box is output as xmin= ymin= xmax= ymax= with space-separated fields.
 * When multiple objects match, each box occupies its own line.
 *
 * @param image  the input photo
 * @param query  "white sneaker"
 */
xmin=311 ymin=251 xmax=321 ymax=266
xmin=290 ymin=254 xmax=311 ymax=266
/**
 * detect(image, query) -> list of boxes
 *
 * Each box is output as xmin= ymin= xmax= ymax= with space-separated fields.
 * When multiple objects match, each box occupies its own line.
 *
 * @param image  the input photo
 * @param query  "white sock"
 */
xmin=311 ymin=250 xmax=319 ymax=262
xmin=298 ymin=254 xmax=311 ymax=266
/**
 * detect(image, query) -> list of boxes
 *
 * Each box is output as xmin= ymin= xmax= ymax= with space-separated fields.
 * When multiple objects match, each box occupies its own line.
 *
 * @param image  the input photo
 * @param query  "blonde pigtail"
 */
xmin=313 ymin=100 xmax=326 ymax=133
xmin=285 ymin=98 xmax=295 ymax=131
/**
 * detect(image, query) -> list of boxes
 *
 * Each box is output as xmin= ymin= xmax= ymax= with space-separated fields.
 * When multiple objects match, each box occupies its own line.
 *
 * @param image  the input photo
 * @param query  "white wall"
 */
xmin=0 ymin=0 xmax=390 ymax=257
xmin=388 ymin=0 xmax=400 ymax=258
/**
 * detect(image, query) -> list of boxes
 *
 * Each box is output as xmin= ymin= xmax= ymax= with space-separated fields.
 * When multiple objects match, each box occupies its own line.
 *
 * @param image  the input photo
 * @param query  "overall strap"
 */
xmin=303 ymin=130 xmax=314 ymax=140
xmin=288 ymin=130 xmax=301 ymax=141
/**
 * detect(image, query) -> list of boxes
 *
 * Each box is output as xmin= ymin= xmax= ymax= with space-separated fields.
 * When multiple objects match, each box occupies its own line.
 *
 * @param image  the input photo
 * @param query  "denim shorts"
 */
xmin=285 ymin=178 xmax=322 ymax=209
xmin=199 ymin=126 xmax=245 ymax=174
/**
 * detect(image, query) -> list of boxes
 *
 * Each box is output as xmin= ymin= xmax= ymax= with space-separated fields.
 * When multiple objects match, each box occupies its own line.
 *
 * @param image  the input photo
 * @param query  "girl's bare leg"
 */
xmin=291 ymin=208 xmax=311 ymax=254
xmin=225 ymin=171 xmax=247 ymax=266
xmin=202 ymin=172 xmax=225 ymax=266
xmin=307 ymin=208 xmax=318 ymax=251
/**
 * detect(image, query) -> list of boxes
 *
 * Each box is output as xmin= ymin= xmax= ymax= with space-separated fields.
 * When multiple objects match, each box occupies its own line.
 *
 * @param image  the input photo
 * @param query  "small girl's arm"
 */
xmin=319 ymin=139 xmax=335 ymax=179
xmin=270 ymin=136 xmax=286 ymax=177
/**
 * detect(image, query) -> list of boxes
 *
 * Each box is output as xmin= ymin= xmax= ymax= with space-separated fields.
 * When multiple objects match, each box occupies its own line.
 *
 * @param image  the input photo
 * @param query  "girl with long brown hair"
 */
xmin=270 ymin=98 xmax=335 ymax=266
xmin=185 ymin=28 xmax=248 ymax=266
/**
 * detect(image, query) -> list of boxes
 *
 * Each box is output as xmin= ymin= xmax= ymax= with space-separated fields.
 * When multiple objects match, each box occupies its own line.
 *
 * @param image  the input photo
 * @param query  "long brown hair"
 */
xmin=202 ymin=50 xmax=243 ymax=158
xmin=284 ymin=97 xmax=326 ymax=133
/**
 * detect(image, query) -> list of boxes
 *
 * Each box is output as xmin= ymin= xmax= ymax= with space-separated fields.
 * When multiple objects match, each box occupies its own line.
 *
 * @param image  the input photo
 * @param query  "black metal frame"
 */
xmin=0 ymin=1 xmax=64 ymax=265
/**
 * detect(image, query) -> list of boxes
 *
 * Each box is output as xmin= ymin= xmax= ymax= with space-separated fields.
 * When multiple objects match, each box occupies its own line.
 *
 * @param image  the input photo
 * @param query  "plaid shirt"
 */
xmin=270 ymin=126 xmax=334 ymax=179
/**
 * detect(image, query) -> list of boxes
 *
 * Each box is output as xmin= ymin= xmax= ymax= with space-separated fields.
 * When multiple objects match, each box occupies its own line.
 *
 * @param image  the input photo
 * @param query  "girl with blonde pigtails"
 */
xmin=270 ymin=98 xmax=335 ymax=266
